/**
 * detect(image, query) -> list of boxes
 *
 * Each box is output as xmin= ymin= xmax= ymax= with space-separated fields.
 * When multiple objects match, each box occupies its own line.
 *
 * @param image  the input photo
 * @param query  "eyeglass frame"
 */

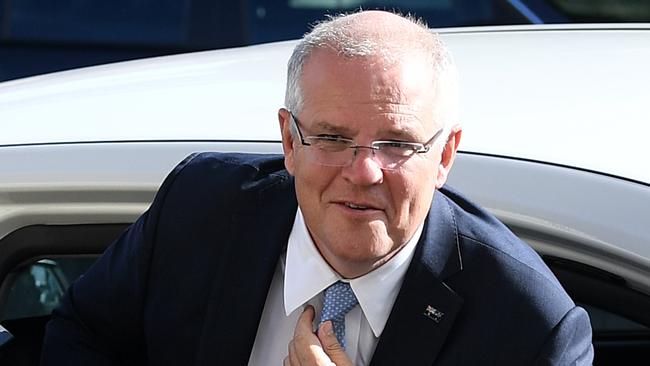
xmin=288 ymin=111 xmax=444 ymax=169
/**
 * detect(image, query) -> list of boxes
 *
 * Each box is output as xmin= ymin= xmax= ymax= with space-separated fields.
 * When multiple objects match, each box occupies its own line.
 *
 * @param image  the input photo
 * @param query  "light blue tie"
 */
xmin=319 ymin=281 xmax=359 ymax=348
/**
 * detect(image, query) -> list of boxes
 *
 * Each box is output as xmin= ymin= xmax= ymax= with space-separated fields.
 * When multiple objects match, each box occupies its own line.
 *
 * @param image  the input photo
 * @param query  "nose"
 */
xmin=341 ymin=147 xmax=384 ymax=186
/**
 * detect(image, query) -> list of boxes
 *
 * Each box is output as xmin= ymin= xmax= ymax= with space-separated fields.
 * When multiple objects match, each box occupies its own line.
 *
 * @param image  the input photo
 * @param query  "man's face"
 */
xmin=279 ymin=49 xmax=460 ymax=278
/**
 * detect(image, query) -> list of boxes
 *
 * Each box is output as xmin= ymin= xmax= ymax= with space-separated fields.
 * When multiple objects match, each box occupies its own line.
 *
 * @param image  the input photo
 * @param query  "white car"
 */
xmin=0 ymin=24 xmax=649 ymax=364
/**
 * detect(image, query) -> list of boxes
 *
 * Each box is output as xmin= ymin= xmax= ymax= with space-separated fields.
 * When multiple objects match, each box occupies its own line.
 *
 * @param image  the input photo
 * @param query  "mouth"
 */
xmin=333 ymin=200 xmax=386 ymax=220
xmin=341 ymin=201 xmax=382 ymax=211
xmin=345 ymin=202 xmax=369 ymax=210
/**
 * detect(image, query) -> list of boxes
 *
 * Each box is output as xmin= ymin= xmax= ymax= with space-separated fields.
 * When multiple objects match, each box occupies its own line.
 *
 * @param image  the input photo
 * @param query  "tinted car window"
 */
xmin=247 ymin=0 xmax=529 ymax=43
xmin=582 ymin=304 xmax=648 ymax=332
xmin=7 ymin=0 xmax=188 ymax=46
xmin=0 ymin=0 xmax=532 ymax=82
xmin=548 ymin=0 xmax=650 ymax=22
xmin=0 ymin=257 xmax=97 ymax=321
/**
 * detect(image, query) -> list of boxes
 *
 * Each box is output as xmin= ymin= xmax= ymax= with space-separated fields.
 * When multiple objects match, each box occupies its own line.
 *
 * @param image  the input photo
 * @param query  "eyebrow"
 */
xmin=309 ymin=120 xmax=355 ymax=136
xmin=306 ymin=119 xmax=426 ymax=142
xmin=378 ymin=129 xmax=421 ymax=141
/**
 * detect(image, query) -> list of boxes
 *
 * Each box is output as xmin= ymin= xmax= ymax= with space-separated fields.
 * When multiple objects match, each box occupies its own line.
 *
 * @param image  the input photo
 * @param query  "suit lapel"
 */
xmin=195 ymin=170 xmax=298 ymax=365
xmin=370 ymin=192 xmax=464 ymax=366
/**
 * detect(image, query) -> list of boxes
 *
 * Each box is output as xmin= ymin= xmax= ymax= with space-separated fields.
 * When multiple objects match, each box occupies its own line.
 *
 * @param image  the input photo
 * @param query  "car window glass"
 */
xmin=580 ymin=303 xmax=649 ymax=332
xmin=6 ymin=0 xmax=188 ymax=46
xmin=548 ymin=0 xmax=650 ymax=22
xmin=0 ymin=257 xmax=98 ymax=321
xmin=248 ymin=0 xmax=530 ymax=43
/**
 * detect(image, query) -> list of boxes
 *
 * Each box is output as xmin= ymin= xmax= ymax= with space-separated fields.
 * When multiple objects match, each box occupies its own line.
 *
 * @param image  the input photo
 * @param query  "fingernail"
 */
xmin=323 ymin=321 xmax=334 ymax=335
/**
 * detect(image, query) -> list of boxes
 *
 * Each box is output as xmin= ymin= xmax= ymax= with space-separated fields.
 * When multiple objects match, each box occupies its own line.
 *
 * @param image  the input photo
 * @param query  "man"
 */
xmin=41 ymin=11 xmax=593 ymax=365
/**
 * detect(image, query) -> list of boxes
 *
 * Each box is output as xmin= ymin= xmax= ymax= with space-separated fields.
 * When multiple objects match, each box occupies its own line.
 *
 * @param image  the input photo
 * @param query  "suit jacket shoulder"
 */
xmin=146 ymin=152 xmax=299 ymax=364
xmin=439 ymin=184 xmax=567 ymax=297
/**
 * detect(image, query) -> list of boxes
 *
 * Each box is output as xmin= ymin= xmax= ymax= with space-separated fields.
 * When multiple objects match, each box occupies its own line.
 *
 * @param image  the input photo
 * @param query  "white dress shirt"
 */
xmin=248 ymin=208 xmax=422 ymax=366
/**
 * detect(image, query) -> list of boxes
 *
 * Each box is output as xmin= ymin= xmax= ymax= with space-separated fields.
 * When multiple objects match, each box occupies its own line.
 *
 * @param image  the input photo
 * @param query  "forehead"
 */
xmin=299 ymin=49 xmax=444 ymax=137
xmin=301 ymin=49 xmax=435 ymax=100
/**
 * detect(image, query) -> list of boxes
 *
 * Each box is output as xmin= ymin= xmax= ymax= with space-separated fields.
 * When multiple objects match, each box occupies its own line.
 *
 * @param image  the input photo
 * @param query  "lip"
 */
xmin=331 ymin=200 xmax=385 ymax=217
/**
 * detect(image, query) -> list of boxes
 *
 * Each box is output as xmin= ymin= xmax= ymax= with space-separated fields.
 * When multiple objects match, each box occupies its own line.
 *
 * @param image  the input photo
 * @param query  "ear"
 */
xmin=435 ymin=125 xmax=462 ymax=189
xmin=278 ymin=108 xmax=296 ymax=175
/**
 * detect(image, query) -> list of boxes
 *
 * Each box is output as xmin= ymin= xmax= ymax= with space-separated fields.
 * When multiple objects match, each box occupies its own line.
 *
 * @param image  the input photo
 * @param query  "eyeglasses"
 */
xmin=290 ymin=112 xmax=443 ymax=170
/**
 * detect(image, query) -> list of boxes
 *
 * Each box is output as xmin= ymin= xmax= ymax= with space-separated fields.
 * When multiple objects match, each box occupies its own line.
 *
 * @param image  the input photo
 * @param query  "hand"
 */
xmin=284 ymin=305 xmax=354 ymax=366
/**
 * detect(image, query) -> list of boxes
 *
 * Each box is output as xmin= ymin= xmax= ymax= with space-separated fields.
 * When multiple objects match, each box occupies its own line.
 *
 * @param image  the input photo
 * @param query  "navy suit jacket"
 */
xmin=41 ymin=153 xmax=593 ymax=365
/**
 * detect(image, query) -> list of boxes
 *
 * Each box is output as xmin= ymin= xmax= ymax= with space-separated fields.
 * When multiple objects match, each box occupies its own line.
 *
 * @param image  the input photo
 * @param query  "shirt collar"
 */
xmin=284 ymin=208 xmax=422 ymax=337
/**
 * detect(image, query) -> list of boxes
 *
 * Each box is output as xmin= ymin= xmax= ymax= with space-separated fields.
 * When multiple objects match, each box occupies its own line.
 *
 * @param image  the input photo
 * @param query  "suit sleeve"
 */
xmin=40 ymin=153 xmax=199 ymax=365
xmin=533 ymin=306 xmax=594 ymax=366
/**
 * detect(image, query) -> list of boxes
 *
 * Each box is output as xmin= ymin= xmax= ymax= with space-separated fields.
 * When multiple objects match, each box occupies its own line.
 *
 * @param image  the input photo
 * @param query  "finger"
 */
xmin=317 ymin=321 xmax=353 ymax=366
xmin=288 ymin=339 xmax=301 ymax=366
xmin=317 ymin=321 xmax=342 ymax=352
xmin=287 ymin=307 xmax=318 ymax=366
xmin=294 ymin=305 xmax=316 ymax=337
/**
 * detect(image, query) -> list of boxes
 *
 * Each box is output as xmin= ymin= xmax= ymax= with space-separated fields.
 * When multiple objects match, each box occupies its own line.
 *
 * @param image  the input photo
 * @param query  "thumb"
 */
xmin=317 ymin=321 xmax=353 ymax=366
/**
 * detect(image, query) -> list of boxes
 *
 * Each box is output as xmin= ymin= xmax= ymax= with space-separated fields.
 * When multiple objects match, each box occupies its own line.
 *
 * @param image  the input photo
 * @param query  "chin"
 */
xmin=333 ymin=236 xmax=395 ymax=263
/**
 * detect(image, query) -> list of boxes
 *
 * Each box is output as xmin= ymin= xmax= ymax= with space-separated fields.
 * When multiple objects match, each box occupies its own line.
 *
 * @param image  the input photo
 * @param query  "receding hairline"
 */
xmin=304 ymin=11 xmax=445 ymax=61
xmin=285 ymin=10 xmax=456 ymax=116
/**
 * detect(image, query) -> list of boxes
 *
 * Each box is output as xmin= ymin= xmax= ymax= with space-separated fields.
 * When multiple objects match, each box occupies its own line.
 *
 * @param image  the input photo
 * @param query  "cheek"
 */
xmin=398 ymin=184 xmax=422 ymax=220
xmin=293 ymin=159 xmax=336 ymax=203
xmin=292 ymin=150 xmax=316 ymax=186
xmin=391 ymin=166 xmax=438 ymax=223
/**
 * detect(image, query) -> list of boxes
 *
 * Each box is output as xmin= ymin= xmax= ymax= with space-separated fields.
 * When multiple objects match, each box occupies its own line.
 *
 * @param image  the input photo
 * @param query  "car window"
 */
xmin=1 ymin=0 xmax=529 ymax=47
xmin=248 ymin=0 xmax=530 ymax=43
xmin=581 ymin=303 xmax=648 ymax=332
xmin=5 ymin=0 xmax=189 ymax=46
xmin=0 ymin=257 xmax=98 ymax=321
xmin=548 ymin=0 xmax=650 ymax=22
xmin=580 ymin=303 xmax=650 ymax=364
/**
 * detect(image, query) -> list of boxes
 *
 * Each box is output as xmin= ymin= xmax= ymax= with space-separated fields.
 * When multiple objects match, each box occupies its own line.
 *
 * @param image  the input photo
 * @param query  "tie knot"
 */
xmin=320 ymin=281 xmax=358 ymax=323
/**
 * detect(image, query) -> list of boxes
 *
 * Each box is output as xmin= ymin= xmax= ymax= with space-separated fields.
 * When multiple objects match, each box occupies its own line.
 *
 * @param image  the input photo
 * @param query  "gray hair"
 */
xmin=284 ymin=11 xmax=456 ymax=121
